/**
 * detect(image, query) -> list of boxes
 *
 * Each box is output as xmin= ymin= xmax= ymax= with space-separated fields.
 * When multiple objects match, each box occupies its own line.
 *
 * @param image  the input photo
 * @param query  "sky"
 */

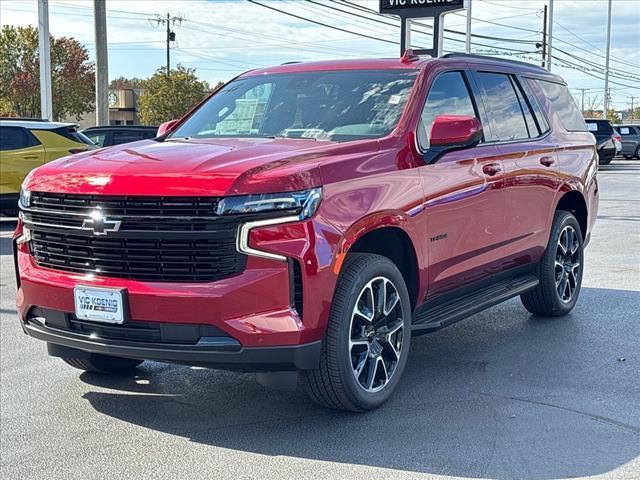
xmin=1 ymin=0 xmax=638 ymax=112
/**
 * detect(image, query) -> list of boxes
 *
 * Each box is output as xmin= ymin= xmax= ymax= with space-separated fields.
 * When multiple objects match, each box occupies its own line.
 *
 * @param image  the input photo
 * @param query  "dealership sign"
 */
xmin=380 ymin=0 xmax=468 ymax=56
xmin=380 ymin=0 xmax=465 ymax=16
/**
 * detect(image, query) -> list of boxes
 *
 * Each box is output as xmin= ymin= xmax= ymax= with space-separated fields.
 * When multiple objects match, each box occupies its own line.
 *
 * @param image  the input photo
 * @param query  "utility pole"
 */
xmin=94 ymin=0 xmax=109 ymax=126
xmin=150 ymin=14 xmax=183 ymax=76
xmin=37 ymin=0 xmax=52 ymax=120
xmin=465 ymin=0 xmax=472 ymax=54
xmin=541 ymin=5 xmax=548 ymax=69
xmin=603 ymin=0 xmax=612 ymax=118
xmin=547 ymin=0 xmax=554 ymax=71
xmin=577 ymin=88 xmax=587 ymax=115
xmin=631 ymin=96 xmax=636 ymax=120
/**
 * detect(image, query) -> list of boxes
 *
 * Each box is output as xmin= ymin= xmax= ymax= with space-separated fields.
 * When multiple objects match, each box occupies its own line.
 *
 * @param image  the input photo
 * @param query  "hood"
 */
xmin=25 ymin=137 xmax=375 ymax=196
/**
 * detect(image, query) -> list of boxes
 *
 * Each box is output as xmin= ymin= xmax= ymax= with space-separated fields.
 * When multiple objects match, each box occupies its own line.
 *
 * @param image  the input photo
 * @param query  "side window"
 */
xmin=0 ymin=127 xmax=35 ymax=151
xmin=475 ymin=72 xmax=529 ymax=142
xmin=418 ymin=71 xmax=477 ymax=149
xmin=511 ymin=77 xmax=539 ymax=137
xmin=86 ymin=132 xmax=106 ymax=147
xmin=111 ymin=131 xmax=144 ymax=145
xmin=618 ymin=127 xmax=631 ymax=136
xmin=535 ymin=79 xmax=586 ymax=132
xmin=520 ymin=78 xmax=550 ymax=133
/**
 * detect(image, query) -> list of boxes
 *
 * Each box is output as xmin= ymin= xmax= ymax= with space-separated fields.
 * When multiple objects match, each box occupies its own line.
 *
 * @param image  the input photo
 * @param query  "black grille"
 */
xmin=292 ymin=260 xmax=303 ymax=317
xmin=30 ymin=230 xmax=245 ymax=281
xmin=25 ymin=193 xmax=247 ymax=282
xmin=29 ymin=307 xmax=231 ymax=345
xmin=30 ymin=192 xmax=219 ymax=216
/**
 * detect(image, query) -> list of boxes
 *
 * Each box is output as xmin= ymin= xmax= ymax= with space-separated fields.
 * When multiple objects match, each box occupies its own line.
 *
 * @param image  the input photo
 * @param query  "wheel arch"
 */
xmin=336 ymin=214 xmax=422 ymax=309
xmin=554 ymin=187 xmax=588 ymax=240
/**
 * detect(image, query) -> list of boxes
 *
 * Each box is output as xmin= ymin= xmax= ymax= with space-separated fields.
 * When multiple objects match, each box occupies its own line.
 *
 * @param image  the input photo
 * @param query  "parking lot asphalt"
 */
xmin=1 ymin=160 xmax=639 ymax=480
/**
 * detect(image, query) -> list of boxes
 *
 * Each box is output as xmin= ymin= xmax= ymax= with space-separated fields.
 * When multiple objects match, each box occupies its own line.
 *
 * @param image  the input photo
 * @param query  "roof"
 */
xmin=82 ymin=125 xmax=158 ymax=131
xmin=241 ymin=58 xmax=431 ymax=77
xmin=240 ymin=54 xmax=562 ymax=82
xmin=0 ymin=119 xmax=76 ymax=130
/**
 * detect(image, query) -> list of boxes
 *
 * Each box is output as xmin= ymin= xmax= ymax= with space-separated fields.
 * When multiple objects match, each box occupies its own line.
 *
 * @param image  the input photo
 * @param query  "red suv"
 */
xmin=14 ymin=54 xmax=598 ymax=411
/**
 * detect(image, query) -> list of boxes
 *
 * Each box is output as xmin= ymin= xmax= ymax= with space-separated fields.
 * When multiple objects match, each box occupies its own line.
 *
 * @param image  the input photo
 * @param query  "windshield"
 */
xmin=169 ymin=69 xmax=419 ymax=143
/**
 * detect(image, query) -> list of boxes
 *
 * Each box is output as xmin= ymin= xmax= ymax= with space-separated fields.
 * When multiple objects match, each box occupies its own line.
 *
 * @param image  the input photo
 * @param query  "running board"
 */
xmin=412 ymin=275 xmax=539 ymax=333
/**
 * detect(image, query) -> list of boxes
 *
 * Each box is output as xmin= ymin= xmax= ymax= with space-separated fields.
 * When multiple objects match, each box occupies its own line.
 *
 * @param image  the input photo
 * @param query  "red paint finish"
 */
xmin=16 ymin=56 xmax=597 ymax=354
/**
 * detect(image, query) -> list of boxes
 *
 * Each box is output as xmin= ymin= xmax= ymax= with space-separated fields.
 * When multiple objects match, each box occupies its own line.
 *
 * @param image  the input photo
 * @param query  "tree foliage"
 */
xmin=109 ymin=76 xmax=144 ymax=90
xmin=0 ymin=25 xmax=94 ymax=120
xmin=137 ymin=65 xmax=209 ymax=125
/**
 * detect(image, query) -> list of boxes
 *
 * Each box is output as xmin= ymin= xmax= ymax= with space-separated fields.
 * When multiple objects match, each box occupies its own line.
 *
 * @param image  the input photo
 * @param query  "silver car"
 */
xmin=615 ymin=124 xmax=640 ymax=159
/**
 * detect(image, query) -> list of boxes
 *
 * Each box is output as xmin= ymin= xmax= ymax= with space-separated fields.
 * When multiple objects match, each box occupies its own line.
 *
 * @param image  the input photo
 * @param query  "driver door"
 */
xmin=416 ymin=70 xmax=507 ymax=297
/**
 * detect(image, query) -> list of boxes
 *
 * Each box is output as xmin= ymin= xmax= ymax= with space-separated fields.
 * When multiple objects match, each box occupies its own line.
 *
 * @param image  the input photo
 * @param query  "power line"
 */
xmin=478 ymin=0 xmax=541 ymax=11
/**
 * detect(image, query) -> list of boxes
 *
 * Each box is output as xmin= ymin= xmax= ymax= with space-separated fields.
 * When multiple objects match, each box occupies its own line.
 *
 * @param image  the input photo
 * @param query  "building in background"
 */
xmin=63 ymin=88 xmax=142 ymax=128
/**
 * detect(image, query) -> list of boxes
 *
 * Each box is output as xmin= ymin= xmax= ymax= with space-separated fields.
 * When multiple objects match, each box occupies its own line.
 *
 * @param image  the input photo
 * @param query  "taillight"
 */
xmin=613 ymin=133 xmax=621 ymax=142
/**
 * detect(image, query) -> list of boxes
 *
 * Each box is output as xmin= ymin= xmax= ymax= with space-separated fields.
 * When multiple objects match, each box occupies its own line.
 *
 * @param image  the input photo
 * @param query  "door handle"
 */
xmin=22 ymin=155 xmax=39 ymax=160
xmin=539 ymin=156 xmax=555 ymax=167
xmin=482 ymin=163 xmax=501 ymax=176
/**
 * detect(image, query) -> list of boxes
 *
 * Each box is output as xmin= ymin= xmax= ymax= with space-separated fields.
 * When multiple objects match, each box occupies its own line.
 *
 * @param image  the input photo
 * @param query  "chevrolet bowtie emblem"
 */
xmin=82 ymin=210 xmax=121 ymax=235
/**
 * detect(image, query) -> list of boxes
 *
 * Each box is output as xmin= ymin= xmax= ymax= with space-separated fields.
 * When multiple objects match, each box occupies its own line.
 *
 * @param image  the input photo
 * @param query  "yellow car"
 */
xmin=0 ymin=119 xmax=96 ymax=211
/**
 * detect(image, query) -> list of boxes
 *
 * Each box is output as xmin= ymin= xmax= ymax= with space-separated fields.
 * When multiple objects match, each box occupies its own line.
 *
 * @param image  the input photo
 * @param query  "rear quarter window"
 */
xmin=534 ymin=79 xmax=586 ymax=132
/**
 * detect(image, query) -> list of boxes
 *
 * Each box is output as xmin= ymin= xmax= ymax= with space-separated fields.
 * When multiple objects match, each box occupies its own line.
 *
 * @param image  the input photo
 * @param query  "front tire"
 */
xmin=62 ymin=353 xmax=143 ymax=374
xmin=521 ymin=211 xmax=584 ymax=316
xmin=302 ymin=253 xmax=412 ymax=411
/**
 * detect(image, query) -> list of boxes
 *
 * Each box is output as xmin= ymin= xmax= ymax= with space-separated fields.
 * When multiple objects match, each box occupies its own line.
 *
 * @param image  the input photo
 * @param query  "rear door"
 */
xmin=0 ymin=127 xmax=45 ymax=196
xmin=417 ymin=70 xmax=508 ymax=295
xmin=471 ymin=71 xmax=561 ymax=267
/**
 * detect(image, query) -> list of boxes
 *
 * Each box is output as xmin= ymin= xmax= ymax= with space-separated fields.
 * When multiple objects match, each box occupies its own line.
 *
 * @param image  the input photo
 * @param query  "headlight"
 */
xmin=18 ymin=187 xmax=31 ymax=209
xmin=217 ymin=188 xmax=322 ymax=219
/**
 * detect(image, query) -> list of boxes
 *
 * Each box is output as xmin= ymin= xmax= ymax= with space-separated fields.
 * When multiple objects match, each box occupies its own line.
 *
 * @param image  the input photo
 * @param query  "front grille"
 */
xmin=24 ymin=192 xmax=247 ymax=282
xmin=31 ymin=192 xmax=219 ymax=216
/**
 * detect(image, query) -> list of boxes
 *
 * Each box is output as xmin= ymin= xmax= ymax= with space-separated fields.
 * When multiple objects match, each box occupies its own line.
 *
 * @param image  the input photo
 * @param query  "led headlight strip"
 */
xmin=234 ymin=188 xmax=322 ymax=261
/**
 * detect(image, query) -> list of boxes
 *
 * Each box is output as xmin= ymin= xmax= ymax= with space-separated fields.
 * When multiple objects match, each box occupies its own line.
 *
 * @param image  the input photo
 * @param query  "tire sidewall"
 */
xmin=541 ymin=212 xmax=584 ymax=314
xmin=329 ymin=255 xmax=412 ymax=410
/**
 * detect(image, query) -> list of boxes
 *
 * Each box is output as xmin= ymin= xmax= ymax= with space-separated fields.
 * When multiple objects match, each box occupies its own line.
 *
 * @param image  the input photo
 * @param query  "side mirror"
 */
xmin=157 ymin=119 xmax=179 ymax=136
xmin=423 ymin=115 xmax=483 ymax=164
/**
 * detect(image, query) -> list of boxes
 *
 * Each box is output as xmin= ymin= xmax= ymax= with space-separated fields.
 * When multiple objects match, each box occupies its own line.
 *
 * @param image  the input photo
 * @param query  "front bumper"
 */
xmin=23 ymin=309 xmax=321 ymax=371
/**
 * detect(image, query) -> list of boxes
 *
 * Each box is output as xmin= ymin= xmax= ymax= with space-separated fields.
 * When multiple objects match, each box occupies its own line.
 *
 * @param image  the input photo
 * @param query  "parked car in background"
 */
xmin=614 ymin=124 xmax=640 ymax=159
xmin=584 ymin=118 xmax=617 ymax=165
xmin=14 ymin=54 xmax=598 ymax=411
xmin=0 ymin=119 xmax=95 ymax=212
xmin=82 ymin=125 xmax=158 ymax=148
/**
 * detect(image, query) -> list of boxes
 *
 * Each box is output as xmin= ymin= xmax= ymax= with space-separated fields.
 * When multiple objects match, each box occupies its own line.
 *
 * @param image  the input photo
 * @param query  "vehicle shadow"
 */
xmin=80 ymin=286 xmax=640 ymax=479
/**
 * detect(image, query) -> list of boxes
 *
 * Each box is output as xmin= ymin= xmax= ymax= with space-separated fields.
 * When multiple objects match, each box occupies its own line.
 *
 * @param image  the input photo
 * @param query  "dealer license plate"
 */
xmin=74 ymin=286 xmax=125 ymax=324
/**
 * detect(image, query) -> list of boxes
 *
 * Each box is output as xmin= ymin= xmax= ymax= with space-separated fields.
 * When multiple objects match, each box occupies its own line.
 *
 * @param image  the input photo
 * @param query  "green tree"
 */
xmin=0 ymin=25 xmax=94 ymax=120
xmin=137 ymin=66 xmax=209 ymax=125
xmin=607 ymin=109 xmax=621 ymax=123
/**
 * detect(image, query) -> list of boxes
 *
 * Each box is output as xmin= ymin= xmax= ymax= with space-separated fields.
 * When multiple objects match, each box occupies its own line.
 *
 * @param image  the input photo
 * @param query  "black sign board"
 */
xmin=379 ymin=0 xmax=467 ymax=56
xmin=380 ymin=0 xmax=465 ymax=17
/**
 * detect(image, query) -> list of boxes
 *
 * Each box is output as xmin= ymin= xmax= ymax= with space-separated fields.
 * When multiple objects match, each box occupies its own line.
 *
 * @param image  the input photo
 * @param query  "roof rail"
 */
xmin=0 ymin=117 xmax=48 ymax=122
xmin=441 ymin=53 xmax=548 ymax=71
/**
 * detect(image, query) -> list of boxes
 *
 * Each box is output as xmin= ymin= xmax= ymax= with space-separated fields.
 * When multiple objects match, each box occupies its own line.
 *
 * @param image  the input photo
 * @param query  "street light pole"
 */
xmin=603 ymin=0 xmax=612 ymax=118
xmin=547 ymin=0 xmax=554 ymax=71
xmin=465 ymin=0 xmax=472 ymax=54
xmin=37 ymin=0 xmax=53 ymax=120
xmin=94 ymin=0 xmax=109 ymax=126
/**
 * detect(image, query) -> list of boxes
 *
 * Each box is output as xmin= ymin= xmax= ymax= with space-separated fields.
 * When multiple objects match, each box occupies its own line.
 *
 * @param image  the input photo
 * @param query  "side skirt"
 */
xmin=412 ymin=272 xmax=539 ymax=334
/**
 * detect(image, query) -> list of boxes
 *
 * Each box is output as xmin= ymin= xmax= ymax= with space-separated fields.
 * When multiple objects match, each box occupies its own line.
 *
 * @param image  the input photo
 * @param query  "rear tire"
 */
xmin=302 ymin=253 xmax=412 ymax=411
xmin=521 ymin=211 xmax=584 ymax=316
xmin=62 ymin=354 xmax=143 ymax=374
xmin=635 ymin=146 xmax=640 ymax=159
xmin=599 ymin=156 xmax=613 ymax=165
